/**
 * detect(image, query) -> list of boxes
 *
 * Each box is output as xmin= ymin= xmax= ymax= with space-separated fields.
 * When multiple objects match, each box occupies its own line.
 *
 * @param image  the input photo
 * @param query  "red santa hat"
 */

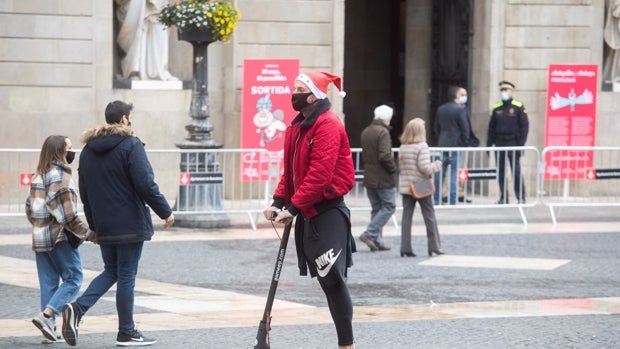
xmin=295 ymin=71 xmax=346 ymax=99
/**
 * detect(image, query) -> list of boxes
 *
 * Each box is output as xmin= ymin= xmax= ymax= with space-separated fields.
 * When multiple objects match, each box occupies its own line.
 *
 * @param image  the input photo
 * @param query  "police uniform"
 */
xmin=487 ymin=81 xmax=529 ymax=203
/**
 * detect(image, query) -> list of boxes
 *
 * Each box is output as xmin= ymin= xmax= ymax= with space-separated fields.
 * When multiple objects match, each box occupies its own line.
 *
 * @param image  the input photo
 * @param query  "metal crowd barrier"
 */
xmin=0 ymin=148 xmax=275 ymax=230
xmin=348 ymin=146 xmax=540 ymax=225
xmin=145 ymin=148 xmax=275 ymax=230
xmin=0 ymin=149 xmax=40 ymax=216
xmin=540 ymin=146 xmax=620 ymax=224
xmin=2 ymin=146 xmax=618 ymax=227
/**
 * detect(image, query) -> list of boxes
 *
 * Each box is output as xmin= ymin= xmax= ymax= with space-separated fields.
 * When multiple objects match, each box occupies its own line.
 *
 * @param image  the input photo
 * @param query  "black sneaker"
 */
xmin=116 ymin=329 xmax=157 ymax=347
xmin=61 ymin=302 xmax=81 ymax=346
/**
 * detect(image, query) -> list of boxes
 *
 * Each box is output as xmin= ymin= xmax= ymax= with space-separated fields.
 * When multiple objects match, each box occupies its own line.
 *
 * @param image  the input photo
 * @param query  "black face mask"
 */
xmin=66 ymin=151 xmax=76 ymax=164
xmin=291 ymin=92 xmax=313 ymax=111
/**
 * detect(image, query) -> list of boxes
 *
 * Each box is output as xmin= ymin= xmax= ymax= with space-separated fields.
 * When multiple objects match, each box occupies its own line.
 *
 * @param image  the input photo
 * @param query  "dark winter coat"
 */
xmin=360 ymin=119 xmax=397 ymax=188
xmin=434 ymin=101 xmax=470 ymax=147
xmin=78 ymin=124 xmax=172 ymax=245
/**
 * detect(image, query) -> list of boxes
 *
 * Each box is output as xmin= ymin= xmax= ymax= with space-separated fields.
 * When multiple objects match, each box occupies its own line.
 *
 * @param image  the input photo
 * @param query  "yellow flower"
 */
xmin=160 ymin=0 xmax=239 ymax=42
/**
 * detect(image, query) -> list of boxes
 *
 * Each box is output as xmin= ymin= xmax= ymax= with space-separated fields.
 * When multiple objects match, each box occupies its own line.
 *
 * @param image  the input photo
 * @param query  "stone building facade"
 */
xmin=0 ymin=0 xmax=617 ymax=153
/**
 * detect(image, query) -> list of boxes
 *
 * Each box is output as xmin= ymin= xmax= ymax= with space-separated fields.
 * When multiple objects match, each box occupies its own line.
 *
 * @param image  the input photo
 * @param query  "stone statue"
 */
xmin=604 ymin=0 xmax=620 ymax=86
xmin=115 ymin=0 xmax=177 ymax=80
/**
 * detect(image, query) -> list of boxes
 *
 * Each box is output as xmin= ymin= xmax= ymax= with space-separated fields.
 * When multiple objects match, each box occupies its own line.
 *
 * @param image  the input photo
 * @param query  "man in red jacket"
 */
xmin=263 ymin=71 xmax=356 ymax=349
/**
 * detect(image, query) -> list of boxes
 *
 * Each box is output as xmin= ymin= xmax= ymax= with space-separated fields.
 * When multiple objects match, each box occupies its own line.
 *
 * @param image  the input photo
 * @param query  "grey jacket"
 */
xmin=398 ymin=142 xmax=442 ymax=195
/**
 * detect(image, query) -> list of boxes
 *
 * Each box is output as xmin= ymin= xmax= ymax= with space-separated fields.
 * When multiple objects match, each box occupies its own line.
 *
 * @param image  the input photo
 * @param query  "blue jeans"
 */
xmin=434 ymin=151 xmax=462 ymax=205
xmin=362 ymin=187 xmax=396 ymax=244
xmin=35 ymin=240 xmax=83 ymax=319
xmin=76 ymin=242 xmax=144 ymax=333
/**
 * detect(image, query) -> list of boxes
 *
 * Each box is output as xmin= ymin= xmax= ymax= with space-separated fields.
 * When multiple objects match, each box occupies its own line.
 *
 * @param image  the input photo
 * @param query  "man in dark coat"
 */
xmin=61 ymin=100 xmax=174 ymax=347
xmin=359 ymin=104 xmax=397 ymax=251
xmin=434 ymin=86 xmax=470 ymax=205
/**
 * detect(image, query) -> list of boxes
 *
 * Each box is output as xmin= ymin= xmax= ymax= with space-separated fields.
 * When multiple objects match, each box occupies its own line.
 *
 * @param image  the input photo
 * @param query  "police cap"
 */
xmin=498 ymin=81 xmax=515 ymax=90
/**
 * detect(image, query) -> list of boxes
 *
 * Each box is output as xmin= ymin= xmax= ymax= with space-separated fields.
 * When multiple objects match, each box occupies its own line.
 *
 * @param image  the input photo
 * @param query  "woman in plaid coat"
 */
xmin=26 ymin=135 xmax=94 ymax=343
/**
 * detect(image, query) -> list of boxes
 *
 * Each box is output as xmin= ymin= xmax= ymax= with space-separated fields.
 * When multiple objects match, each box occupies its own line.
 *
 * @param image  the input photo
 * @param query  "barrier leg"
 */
xmin=248 ymin=212 xmax=257 ymax=231
xmin=518 ymin=205 xmax=528 ymax=225
xmin=549 ymin=205 xmax=557 ymax=225
xmin=391 ymin=214 xmax=399 ymax=229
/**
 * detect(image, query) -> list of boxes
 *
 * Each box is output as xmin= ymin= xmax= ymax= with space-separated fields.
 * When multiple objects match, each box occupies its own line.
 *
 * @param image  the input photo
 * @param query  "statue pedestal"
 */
xmin=113 ymin=79 xmax=191 ymax=90
xmin=174 ymin=144 xmax=230 ymax=229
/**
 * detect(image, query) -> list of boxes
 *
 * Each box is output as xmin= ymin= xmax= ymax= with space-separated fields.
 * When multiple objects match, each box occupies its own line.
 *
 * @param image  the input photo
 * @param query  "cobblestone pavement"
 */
xmin=0 ymin=206 xmax=619 ymax=348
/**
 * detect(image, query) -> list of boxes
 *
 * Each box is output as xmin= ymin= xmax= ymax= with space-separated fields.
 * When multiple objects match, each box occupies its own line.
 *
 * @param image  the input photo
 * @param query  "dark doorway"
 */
xmin=343 ymin=0 xmax=405 ymax=148
xmin=429 ymin=0 xmax=472 ymax=145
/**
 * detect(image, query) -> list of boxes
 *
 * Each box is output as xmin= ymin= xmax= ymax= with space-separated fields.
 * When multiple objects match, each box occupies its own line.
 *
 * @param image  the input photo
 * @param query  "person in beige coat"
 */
xmin=398 ymin=118 xmax=445 ymax=257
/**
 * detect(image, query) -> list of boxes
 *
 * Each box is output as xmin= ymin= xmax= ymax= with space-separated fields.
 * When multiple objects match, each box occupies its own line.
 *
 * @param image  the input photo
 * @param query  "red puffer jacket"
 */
xmin=274 ymin=99 xmax=355 ymax=218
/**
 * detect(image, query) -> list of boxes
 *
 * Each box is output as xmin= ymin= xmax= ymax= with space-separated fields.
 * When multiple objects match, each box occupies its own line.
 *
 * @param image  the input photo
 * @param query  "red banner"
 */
xmin=544 ymin=64 xmax=597 ymax=179
xmin=240 ymin=59 xmax=299 ymax=182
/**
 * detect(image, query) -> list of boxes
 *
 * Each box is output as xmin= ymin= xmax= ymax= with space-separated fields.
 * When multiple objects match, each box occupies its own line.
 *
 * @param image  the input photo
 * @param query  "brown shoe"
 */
xmin=377 ymin=243 xmax=391 ymax=251
xmin=359 ymin=234 xmax=378 ymax=251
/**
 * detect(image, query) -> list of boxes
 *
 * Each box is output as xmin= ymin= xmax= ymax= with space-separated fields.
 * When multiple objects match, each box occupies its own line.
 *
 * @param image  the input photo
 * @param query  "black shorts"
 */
xmin=302 ymin=206 xmax=352 ymax=288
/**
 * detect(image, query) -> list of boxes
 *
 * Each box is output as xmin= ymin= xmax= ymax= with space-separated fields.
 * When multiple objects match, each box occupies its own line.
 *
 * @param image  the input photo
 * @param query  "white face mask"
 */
xmin=459 ymin=95 xmax=468 ymax=104
xmin=501 ymin=91 xmax=511 ymax=101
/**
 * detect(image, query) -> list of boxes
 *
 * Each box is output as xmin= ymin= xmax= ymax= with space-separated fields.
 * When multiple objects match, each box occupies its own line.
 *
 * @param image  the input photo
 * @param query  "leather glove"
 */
xmin=274 ymin=209 xmax=295 ymax=224
xmin=263 ymin=206 xmax=280 ymax=221
xmin=442 ymin=157 xmax=452 ymax=166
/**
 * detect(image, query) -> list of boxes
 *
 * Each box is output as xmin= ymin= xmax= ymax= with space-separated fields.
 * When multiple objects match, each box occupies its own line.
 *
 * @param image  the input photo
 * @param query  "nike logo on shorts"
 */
xmin=315 ymin=248 xmax=343 ymax=278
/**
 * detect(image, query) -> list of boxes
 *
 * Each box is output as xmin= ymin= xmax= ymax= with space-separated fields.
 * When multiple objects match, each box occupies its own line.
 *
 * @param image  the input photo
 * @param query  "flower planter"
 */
xmin=177 ymin=27 xmax=215 ymax=45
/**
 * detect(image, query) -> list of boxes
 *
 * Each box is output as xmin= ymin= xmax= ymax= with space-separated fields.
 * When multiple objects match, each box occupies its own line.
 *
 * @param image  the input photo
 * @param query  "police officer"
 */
xmin=487 ymin=81 xmax=529 ymax=204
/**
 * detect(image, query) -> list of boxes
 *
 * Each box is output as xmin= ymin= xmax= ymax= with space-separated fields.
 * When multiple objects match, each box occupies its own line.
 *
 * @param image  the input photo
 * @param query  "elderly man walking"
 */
xmin=359 ymin=104 xmax=397 ymax=251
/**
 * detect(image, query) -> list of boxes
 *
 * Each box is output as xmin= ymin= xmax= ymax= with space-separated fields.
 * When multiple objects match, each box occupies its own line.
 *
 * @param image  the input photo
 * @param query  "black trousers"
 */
xmin=495 ymin=147 xmax=525 ymax=202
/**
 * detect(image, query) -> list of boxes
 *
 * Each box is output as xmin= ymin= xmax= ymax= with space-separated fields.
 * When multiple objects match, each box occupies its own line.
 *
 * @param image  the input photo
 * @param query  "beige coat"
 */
xmin=398 ymin=142 xmax=442 ymax=195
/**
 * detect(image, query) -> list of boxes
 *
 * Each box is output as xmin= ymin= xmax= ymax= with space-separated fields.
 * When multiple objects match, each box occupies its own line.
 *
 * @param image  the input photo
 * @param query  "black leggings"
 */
xmin=321 ymin=279 xmax=354 ymax=346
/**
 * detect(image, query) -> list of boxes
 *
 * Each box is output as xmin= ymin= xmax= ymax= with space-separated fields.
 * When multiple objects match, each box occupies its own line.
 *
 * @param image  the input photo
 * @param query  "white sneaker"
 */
xmin=41 ymin=329 xmax=65 ymax=344
xmin=32 ymin=312 xmax=56 ymax=342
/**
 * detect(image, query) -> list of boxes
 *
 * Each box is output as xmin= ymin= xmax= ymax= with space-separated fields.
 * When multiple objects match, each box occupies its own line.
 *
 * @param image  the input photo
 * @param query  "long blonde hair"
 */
xmin=399 ymin=118 xmax=427 ymax=144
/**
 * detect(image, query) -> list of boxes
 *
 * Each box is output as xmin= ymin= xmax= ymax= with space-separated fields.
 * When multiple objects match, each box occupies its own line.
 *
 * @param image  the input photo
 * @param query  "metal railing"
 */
xmin=0 ymin=148 xmax=276 ymax=230
xmin=2 ymin=146 xmax=619 ymax=227
xmin=0 ymin=149 xmax=40 ymax=216
xmin=348 ymin=146 xmax=540 ymax=225
xmin=540 ymin=146 xmax=620 ymax=224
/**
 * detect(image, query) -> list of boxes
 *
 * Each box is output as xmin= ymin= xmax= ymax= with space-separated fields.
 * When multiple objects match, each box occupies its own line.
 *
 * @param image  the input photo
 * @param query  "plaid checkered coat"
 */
xmin=25 ymin=161 xmax=93 ymax=252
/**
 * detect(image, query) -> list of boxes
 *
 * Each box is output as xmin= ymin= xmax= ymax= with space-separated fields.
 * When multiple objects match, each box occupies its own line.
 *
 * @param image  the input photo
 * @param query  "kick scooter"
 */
xmin=254 ymin=221 xmax=292 ymax=349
